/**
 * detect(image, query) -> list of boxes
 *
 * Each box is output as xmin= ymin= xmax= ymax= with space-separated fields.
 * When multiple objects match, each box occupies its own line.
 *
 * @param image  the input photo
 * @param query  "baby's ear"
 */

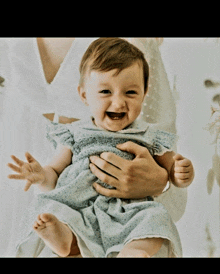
xmin=78 ymin=85 xmax=88 ymax=106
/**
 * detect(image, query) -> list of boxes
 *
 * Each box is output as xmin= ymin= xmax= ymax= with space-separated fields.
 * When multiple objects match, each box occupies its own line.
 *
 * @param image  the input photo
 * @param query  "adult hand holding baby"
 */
xmin=90 ymin=141 xmax=168 ymax=199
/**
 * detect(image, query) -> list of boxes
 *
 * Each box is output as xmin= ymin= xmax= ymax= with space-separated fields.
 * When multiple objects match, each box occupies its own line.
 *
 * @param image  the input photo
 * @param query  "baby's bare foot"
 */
xmin=33 ymin=213 xmax=73 ymax=257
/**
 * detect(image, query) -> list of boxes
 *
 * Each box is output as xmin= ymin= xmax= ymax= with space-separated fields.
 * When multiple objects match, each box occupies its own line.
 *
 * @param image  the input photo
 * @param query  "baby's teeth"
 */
xmin=107 ymin=112 xmax=125 ymax=119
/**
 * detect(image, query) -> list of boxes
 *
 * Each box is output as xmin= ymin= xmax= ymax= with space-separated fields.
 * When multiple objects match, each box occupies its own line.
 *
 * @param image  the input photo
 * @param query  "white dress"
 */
xmin=0 ymin=38 xmax=187 ymax=257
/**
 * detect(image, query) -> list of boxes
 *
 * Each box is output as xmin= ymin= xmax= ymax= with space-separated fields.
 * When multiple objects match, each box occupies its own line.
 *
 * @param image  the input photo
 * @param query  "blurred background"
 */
xmin=161 ymin=38 xmax=220 ymax=257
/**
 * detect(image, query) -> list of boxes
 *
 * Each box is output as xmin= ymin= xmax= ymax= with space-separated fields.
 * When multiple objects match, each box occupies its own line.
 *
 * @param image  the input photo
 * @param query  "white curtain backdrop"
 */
xmin=161 ymin=38 xmax=220 ymax=257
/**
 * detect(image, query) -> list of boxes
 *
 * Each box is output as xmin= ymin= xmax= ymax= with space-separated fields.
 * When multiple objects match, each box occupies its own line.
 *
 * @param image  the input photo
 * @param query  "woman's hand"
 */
xmin=90 ymin=141 xmax=169 ymax=199
xmin=7 ymin=152 xmax=46 ymax=192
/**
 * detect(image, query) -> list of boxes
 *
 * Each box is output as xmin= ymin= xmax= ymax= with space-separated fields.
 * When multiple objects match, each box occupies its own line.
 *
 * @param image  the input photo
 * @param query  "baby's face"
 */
xmin=79 ymin=62 xmax=146 ymax=132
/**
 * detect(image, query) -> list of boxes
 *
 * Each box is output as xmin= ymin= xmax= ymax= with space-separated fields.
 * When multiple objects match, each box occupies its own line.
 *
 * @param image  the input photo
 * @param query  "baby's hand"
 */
xmin=7 ymin=152 xmax=46 ymax=191
xmin=172 ymin=154 xmax=194 ymax=188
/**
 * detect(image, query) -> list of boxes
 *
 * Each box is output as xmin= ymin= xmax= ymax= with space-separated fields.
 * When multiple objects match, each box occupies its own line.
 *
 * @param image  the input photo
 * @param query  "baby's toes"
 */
xmin=33 ymin=215 xmax=46 ymax=230
xmin=33 ymin=221 xmax=40 ymax=230
xmin=37 ymin=214 xmax=45 ymax=226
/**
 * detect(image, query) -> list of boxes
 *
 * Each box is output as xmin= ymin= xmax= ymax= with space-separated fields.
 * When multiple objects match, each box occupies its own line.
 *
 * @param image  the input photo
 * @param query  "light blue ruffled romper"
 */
xmin=15 ymin=117 xmax=182 ymax=257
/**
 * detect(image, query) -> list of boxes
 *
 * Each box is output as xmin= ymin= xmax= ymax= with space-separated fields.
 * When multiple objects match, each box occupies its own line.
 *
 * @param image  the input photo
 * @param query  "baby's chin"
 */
xmin=96 ymin=121 xmax=131 ymax=132
xmin=93 ymin=116 xmax=133 ymax=132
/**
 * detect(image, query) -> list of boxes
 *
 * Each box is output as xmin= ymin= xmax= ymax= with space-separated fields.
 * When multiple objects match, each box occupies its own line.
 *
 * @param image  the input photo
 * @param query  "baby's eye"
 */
xmin=99 ymin=90 xmax=111 ymax=94
xmin=126 ymin=90 xmax=137 ymax=95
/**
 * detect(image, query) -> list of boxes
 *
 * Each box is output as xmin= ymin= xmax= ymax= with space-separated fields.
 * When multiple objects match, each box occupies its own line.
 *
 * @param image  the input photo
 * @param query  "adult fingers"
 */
xmin=89 ymin=156 xmax=121 ymax=180
xmin=89 ymin=163 xmax=120 ymax=189
xmin=117 ymin=141 xmax=150 ymax=158
xmin=93 ymin=182 xmax=125 ymax=198
xmin=99 ymin=152 xmax=129 ymax=170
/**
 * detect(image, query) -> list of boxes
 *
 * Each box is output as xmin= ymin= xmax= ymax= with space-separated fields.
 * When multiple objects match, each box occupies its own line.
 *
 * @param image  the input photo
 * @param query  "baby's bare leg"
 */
xmin=117 ymin=238 xmax=164 ymax=258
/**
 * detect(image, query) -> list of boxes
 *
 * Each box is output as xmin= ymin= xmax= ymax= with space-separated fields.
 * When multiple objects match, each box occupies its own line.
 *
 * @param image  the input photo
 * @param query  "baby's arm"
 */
xmin=39 ymin=144 xmax=73 ymax=192
xmin=8 ymin=144 xmax=72 ymax=192
xmin=154 ymin=152 xmax=194 ymax=188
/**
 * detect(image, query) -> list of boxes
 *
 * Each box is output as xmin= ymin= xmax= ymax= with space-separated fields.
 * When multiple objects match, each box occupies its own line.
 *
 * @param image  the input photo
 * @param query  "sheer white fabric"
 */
xmin=0 ymin=38 xmax=187 ymax=256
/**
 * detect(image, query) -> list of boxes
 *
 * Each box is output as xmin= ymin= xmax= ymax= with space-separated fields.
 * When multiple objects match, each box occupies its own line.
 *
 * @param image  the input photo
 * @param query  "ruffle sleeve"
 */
xmin=150 ymin=129 xmax=178 ymax=156
xmin=46 ymin=122 xmax=74 ymax=150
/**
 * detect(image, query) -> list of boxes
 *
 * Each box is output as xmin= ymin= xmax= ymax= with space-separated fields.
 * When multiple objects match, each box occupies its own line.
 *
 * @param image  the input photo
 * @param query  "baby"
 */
xmin=8 ymin=38 xmax=194 ymax=258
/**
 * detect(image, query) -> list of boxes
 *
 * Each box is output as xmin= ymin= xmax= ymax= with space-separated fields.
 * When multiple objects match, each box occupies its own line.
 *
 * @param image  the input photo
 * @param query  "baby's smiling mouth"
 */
xmin=106 ymin=112 xmax=126 ymax=120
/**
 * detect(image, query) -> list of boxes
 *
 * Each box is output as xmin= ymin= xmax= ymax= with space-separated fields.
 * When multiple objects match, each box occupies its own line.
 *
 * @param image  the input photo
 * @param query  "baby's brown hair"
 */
xmin=79 ymin=38 xmax=149 ymax=93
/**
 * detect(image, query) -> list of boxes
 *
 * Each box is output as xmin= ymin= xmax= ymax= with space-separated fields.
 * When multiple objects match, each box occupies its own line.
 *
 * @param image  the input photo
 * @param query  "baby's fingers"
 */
xmin=175 ymin=172 xmax=190 ymax=180
xmin=8 ymin=174 xmax=25 ymax=180
xmin=173 ymin=154 xmax=185 ymax=161
xmin=175 ymin=158 xmax=192 ymax=168
xmin=7 ymin=163 xmax=22 ymax=173
xmin=10 ymin=155 xmax=25 ymax=167
xmin=24 ymin=180 xmax=33 ymax=192
xmin=25 ymin=152 xmax=37 ymax=164
xmin=174 ymin=166 xmax=192 ymax=173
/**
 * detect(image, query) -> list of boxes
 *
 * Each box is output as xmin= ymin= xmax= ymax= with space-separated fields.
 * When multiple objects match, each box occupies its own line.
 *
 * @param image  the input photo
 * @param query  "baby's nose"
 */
xmin=112 ymin=96 xmax=126 ymax=110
